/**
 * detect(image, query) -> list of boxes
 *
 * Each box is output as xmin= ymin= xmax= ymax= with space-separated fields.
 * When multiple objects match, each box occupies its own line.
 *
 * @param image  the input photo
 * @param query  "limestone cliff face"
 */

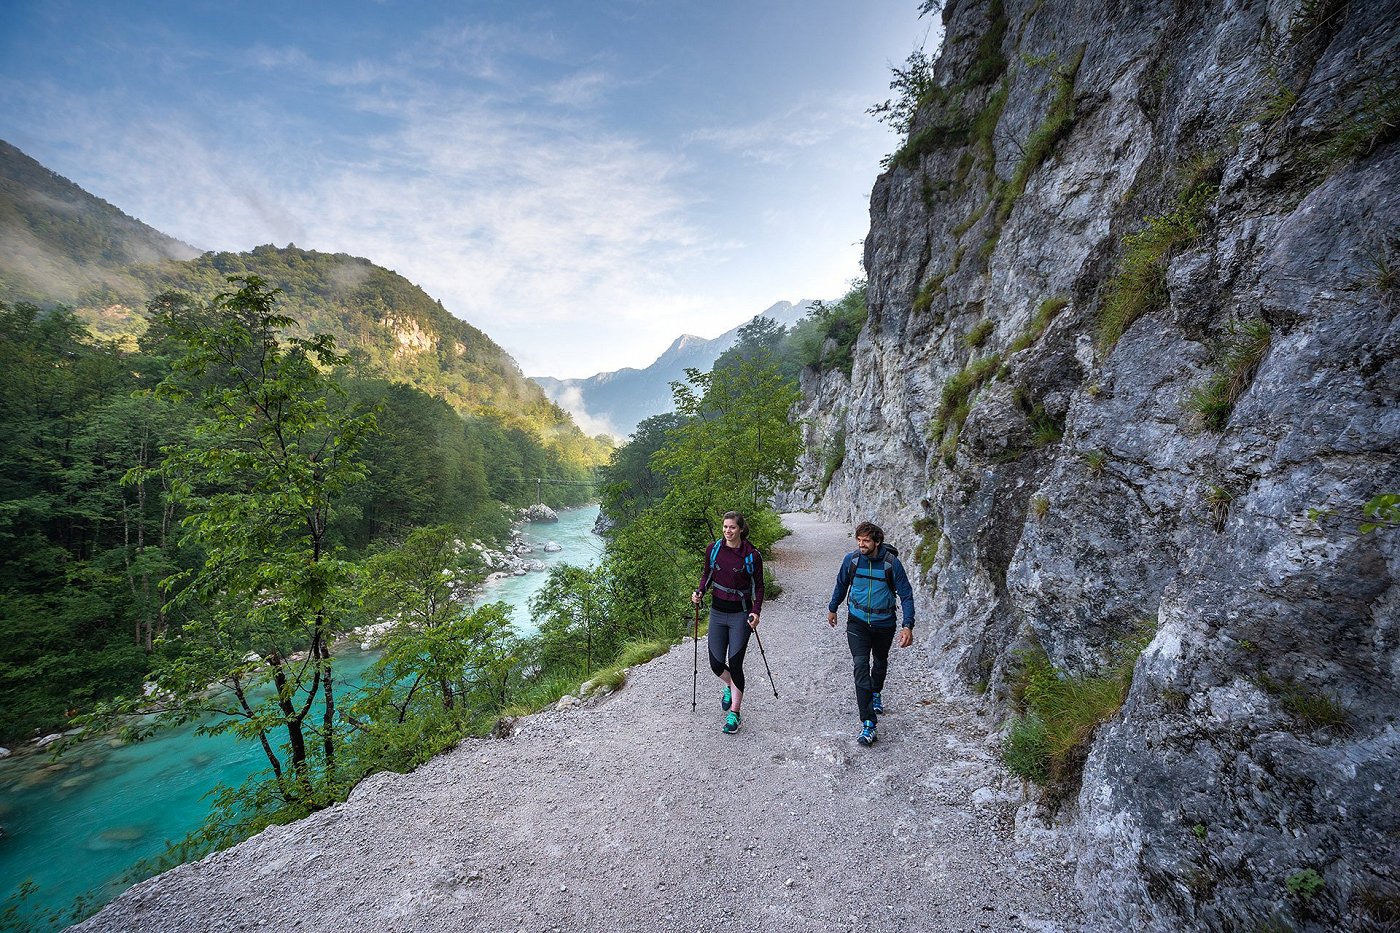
xmin=801 ymin=0 xmax=1399 ymax=929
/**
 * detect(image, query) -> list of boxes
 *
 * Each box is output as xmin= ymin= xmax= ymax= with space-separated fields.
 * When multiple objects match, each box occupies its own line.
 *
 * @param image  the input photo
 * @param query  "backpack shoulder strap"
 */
xmin=709 ymin=540 xmax=722 ymax=569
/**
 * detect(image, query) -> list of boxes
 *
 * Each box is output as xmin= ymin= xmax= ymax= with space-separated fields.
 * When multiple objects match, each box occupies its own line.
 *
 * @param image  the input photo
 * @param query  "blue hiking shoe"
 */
xmin=722 ymin=687 xmax=732 ymax=711
xmin=872 ymin=691 xmax=885 ymax=715
xmin=723 ymin=711 xmax=742 ymax=734
xmin=857 ymin=720 xmax=877 ymax=746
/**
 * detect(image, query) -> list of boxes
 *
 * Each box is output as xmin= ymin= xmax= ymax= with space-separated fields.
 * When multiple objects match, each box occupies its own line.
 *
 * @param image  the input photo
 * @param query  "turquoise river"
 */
xmin=0 ymin=506 xmax=603 ymax=930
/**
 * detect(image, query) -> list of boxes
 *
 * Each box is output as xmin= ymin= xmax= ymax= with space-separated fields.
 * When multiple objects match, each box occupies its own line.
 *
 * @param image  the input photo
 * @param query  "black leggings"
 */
xmin=707 ymin=608 xmax=751 ymax=692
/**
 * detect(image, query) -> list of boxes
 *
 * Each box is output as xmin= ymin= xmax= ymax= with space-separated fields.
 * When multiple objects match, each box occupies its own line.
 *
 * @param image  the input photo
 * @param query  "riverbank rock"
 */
xmin=542 ymin=540 xmax=562 ymax=553
xmin=523 ymin=504 xmax=559 ymax=523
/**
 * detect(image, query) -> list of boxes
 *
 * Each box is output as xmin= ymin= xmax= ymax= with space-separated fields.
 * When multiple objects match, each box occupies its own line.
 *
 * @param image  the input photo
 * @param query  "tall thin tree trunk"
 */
xmin=320 ymin=627 xmax=335 ymax=780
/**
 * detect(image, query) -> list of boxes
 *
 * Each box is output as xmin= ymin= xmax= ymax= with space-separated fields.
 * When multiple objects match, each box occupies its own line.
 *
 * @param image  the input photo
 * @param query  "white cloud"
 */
xmin=543 ymin=383 xmax=619 ymax=439
xmin=3 ymin=5 xmax=907 ymax=379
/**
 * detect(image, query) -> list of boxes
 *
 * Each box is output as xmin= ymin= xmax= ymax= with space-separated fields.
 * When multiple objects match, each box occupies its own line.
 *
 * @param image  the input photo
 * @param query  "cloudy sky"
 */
xmin=0 ymin=1 xmax=940 ymax=378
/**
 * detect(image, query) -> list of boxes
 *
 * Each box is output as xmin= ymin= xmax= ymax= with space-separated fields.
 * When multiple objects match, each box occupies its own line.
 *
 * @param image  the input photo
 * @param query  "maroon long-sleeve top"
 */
xmin=695 ymin=540 xmax=764 ymax=615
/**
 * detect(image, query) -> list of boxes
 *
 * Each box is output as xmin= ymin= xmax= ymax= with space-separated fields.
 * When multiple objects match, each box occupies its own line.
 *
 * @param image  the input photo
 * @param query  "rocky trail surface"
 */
xmin=74 ymin=514 xmax=1087 ymax=933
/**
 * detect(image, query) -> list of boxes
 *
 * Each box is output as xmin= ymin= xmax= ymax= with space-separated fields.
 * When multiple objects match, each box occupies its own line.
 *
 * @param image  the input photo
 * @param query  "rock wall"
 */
xmin=802 ymin=0 xmax=1399 ymax=929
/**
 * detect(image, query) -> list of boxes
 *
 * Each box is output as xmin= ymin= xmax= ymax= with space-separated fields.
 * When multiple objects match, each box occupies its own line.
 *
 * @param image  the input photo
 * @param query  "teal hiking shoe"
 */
xmin=872 ymin=691 xmax=885 ymax=714
xmin=722 ymin=686 xmax=732 ymax=711
xmin=723 ymin=711 xmax=741 ymax=734
xmin=857 ymin=720 xmax=877 ymax=746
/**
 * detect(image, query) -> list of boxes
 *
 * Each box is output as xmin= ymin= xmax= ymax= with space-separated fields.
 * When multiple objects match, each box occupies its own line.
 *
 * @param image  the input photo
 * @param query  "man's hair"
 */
xmin=723 ymin=510 xmax=750 ymax=540
xmin=854 ymin=521 xmax=884 ymax=544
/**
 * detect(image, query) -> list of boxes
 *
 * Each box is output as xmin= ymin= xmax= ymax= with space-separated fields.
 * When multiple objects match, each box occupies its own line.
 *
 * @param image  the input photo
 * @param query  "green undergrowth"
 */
xmin=967 ymin=0 xmax=1010 ymax=87
xmin=1309 ymin=77 xmax=1400 ymax=170
xmin=1011 ymin=386 xmax=1063 ymax=448
xmin=819 ymin=426 xmax=847 ymax=496
xmin=962 ymin=319 xmax=995 ymax=349
xmin=1257 ymin=673 xmax=1352 ymax=736
xmin=888 ymin=1 xmax=1009 ymax=173
xmin=1097 ymin=160 xmax=1221 ymax=350
xmin=1003 ymin=628 xmax=1153 ymax=786
xmin=913 ymin=275 xmax=947 ymax=314
xmin=912 ymin=516 xmax=941 ymax=578
xmin=994 ymin=47 xmax=1086 ymax=226
xmin=581 ymin=639 xmax=676 ymax=697
xmin=1289 ymin=0 xmax=1349 ymax=46
xmin=1186 ymin=318 xmax=1272 ymax=430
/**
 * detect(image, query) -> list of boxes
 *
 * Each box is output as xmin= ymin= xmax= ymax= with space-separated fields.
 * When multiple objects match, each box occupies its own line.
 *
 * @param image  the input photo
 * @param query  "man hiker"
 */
xmin=827 ymin=521 xmax=915 ymax=747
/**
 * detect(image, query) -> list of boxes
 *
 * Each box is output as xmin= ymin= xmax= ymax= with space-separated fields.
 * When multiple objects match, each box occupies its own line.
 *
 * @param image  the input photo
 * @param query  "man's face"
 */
xmin=855 ymin=534 xmax=877 ymax=556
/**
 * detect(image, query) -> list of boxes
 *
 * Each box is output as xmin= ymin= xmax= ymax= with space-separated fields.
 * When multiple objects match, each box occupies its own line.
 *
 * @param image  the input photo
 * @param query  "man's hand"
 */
xmin=827 ymin=610 xmax=838 ymax=628
xmin=897 ymin=626 xmax=913 ymax=648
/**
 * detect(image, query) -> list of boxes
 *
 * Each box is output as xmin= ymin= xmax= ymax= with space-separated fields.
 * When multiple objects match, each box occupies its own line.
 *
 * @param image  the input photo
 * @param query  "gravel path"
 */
xmin=74 ymin=513 xmax=1088 ymax=933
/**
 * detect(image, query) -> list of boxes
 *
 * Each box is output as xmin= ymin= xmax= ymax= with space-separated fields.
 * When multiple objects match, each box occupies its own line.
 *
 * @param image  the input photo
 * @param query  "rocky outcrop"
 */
xmin=523 ymin=503 xmax=559 ymax=523
xmin=800 ymin=1 xmax=1399 ymax=930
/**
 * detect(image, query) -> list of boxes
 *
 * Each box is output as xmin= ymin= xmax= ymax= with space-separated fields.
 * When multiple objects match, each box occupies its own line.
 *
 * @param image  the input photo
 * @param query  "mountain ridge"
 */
xmin=0 ymin=141 xmax=603 ymax=453
xmin=0 ymin=139 xmax=200 ymax=305
xmin=532 ymin=299 xmax=815 ymax=438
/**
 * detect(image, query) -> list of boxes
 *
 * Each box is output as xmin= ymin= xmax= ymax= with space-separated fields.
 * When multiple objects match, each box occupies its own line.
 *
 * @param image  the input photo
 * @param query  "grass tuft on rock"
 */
xmin=1002 ymin=631 xmax=1150 ymax=785
xmin=1096 ymin=177 xmax=1218 ymax=351
xmin=1186 ymin=319 xmax=1271 ymax=431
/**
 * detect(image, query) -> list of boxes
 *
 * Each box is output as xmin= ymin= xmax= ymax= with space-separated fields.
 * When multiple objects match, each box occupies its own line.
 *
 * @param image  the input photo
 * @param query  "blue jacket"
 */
xmin=828 ymin=544 xmax=915 ymax=627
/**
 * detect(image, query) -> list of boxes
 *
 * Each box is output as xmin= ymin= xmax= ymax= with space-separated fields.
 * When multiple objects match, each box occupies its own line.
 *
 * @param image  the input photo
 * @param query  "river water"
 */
xmin=0 ymin=506 xmax=602 ymax=929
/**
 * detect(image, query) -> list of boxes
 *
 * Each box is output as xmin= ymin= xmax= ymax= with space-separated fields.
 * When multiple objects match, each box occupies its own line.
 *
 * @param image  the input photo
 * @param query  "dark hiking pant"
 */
xmin=708 ymin=608 xmax=751 ymax=692
xmin=847 ymin=616 xmax=896 ymax=724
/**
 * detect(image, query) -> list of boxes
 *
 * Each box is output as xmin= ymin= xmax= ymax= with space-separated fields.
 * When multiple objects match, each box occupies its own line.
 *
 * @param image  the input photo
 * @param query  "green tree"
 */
xmin=787 ymin=282 xmax=868 ymax=376
xmin=529 ymin=564 xmax=614 ymax=675
xmin=0 ymin=302 xmax=149 ymax=737
xmin=598 ymin=411 xmax=685 ymax=524
xmin=104 ymin=277 xmax=375 ymax=816
xmin=651 ymin=351 xmax=802 ymax=553
xmin=355 ymin=525 xmax=490 ymax=714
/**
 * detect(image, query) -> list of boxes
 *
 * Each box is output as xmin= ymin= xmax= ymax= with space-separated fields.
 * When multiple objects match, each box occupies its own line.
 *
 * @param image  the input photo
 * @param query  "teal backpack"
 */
xmin=845 ymin=546 xmax=898 ymax=621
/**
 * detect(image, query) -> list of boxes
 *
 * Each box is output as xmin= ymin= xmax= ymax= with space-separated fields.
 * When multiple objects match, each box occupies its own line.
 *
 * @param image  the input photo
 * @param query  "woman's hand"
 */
xmin=691 ymin=590 xmax=701 ymax=606
xmin=747 ymin=613 xmax=760 ymax=630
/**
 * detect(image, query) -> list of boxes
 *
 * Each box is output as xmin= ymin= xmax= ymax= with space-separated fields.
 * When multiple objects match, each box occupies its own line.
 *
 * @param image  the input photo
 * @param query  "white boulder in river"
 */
xmin=543 ymin=540 xmax=562 ymax=552
xmin=523 ymin=504 xmax=559 ymax=522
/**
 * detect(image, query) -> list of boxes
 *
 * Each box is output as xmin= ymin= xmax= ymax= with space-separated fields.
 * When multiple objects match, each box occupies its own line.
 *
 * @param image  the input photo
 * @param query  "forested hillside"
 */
xmin=0 ymin=144 xmax=614 ymax=752
xmin=132 ymin=245 xmax=585 ymax=429
xmin=0 ymin=140 xmax=199 ymax=306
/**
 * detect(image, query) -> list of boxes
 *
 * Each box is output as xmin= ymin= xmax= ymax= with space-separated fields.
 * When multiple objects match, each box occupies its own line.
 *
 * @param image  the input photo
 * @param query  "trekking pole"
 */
xmin=751 ymin=625 xmax=779 ymax=698
xmin=692 ymin=603 xmax=700 ymax=712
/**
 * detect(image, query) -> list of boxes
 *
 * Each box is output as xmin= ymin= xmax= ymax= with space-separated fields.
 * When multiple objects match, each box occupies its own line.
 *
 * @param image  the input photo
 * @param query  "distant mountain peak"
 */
xmin=531 ymin=299 xmax=815 ymax=439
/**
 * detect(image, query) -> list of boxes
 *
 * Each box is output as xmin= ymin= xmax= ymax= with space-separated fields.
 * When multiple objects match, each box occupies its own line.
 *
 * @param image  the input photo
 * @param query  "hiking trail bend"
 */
xmin=75 ymin=512 xmax=1087 ymax=933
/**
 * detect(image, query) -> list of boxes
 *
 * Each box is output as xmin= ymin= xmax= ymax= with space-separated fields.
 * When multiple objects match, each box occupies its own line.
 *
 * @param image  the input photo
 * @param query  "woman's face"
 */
xmin=722 ymin=518 xmax=741 ymax=542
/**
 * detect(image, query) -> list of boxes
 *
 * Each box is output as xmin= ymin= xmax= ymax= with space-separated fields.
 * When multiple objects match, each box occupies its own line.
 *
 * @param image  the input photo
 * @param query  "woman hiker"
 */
xmin=692 ymin=510 xmax=764 ymax=734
